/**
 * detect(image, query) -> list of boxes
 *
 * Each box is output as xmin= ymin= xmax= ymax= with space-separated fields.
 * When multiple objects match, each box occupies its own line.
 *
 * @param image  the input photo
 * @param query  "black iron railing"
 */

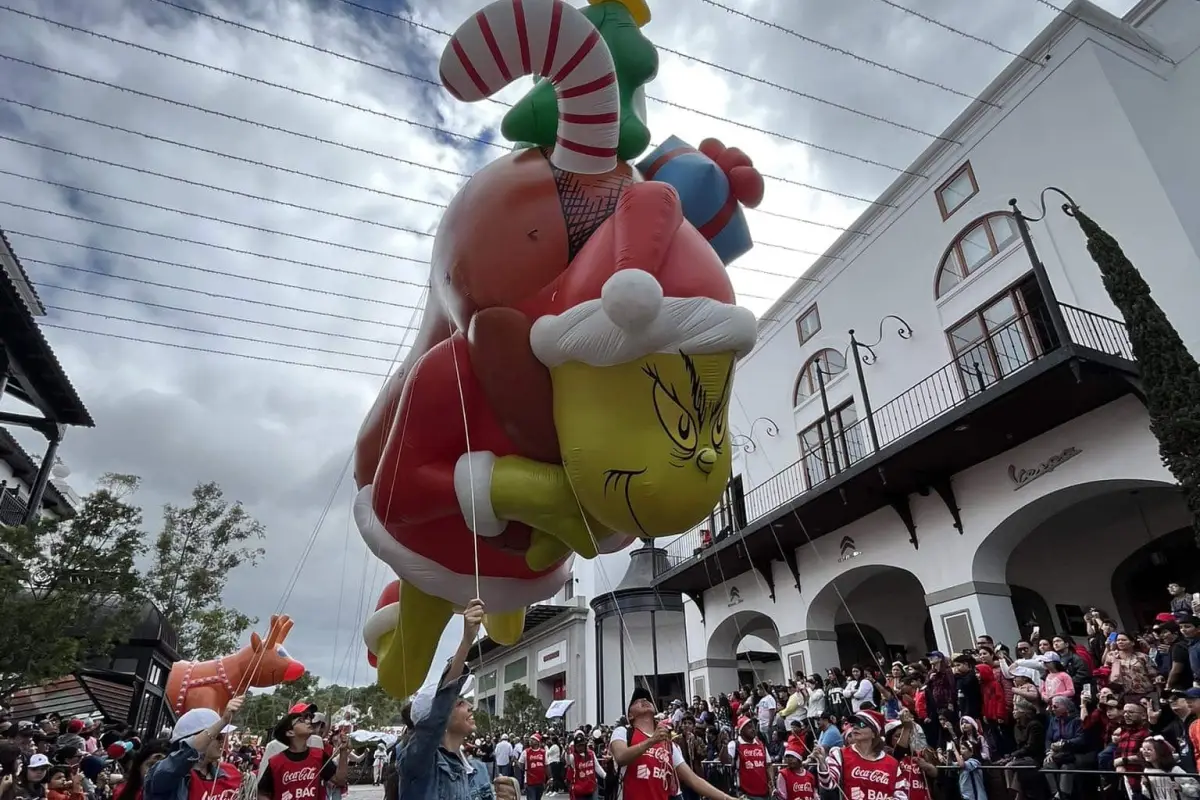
xmin=658 ymin=303 xmax=1134 ymax=573
xmin=0 ymin=489 xmax=26 ymax=527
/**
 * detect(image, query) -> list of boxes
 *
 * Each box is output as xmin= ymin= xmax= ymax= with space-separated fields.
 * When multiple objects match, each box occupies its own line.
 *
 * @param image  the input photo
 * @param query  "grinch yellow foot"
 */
xmin=484 ymin=607 xmax=526 ymax=646
xmin=363 ymin=579 xmax=452 ymax=698
xmin=526 ymin=530 xmax=572 ymax=571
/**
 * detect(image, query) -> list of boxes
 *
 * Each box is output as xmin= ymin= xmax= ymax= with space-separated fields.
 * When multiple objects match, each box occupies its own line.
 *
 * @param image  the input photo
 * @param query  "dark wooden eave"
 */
xmin=0 ymin=228 xmax=94 ymax=428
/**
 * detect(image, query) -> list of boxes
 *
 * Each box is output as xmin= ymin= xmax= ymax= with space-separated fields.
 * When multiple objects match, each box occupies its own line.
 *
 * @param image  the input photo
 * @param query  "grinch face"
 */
xmin=551 ymin=352 xmax=735 ymax=536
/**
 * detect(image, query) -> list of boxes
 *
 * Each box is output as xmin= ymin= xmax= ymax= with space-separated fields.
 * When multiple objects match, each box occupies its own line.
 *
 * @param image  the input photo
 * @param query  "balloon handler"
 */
xmin=353 ymin=0 xmax=760 ymax=699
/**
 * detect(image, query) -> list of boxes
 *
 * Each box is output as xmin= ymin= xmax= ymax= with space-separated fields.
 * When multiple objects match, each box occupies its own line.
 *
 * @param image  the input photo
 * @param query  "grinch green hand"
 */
xmin=501 ymin=1 xmax=659 ymax=161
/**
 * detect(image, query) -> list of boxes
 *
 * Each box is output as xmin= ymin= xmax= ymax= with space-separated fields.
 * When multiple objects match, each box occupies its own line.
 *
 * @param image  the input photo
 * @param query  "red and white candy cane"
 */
xmin=438 ymin=0 xmax=619 ymax=175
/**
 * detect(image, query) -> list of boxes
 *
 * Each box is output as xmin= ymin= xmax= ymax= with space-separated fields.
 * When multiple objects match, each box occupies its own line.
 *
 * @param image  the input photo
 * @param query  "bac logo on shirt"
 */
xmin=636 ymin=765 xmax=650 ymax=780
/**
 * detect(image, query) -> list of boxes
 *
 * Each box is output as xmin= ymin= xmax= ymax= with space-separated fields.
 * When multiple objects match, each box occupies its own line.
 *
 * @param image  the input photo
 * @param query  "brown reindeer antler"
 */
xmin=264 ymin=614 xmax=293 ymax=649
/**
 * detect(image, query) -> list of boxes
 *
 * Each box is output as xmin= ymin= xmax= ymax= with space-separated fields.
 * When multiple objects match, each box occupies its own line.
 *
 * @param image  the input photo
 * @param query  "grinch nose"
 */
xmin=696 ymin=448 xmax=717 ymax=475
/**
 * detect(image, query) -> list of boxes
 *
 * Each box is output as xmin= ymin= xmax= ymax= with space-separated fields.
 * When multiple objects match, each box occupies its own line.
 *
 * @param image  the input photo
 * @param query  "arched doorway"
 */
xmin=1112 ymin=526 xmax=1198 ymax=629
xmin=706 ymin=610 xmax=783 ymax=690
xmin=974 ymin=480 xmax=1188 ymax=637
xmin=807 ymin=565 xmax=934 ymax=671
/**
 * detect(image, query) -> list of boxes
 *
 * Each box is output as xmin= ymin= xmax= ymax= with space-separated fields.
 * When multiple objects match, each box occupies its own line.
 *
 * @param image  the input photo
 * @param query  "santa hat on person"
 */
xmin=736 ymin=716 xmax=754 ymax=733
xmin=530 ymin=733 xmax=542 ymax=743
xmin=853 ymin=709 xmax=885 ymax=736
xmin=529 ymin=182 xmax=758 ymax=370
xmin=783 ymin=734 xmax=807 ymax=762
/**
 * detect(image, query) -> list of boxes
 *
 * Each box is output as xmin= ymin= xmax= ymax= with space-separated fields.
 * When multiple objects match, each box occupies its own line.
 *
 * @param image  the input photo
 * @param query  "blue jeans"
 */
xmin=525 ymin=786 xmax=544 ymax=800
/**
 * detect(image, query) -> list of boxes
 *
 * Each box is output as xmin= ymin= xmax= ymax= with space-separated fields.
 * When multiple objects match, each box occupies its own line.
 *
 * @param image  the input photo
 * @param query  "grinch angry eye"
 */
xmin=649 ymin=374 xmax=698 ymax=453
xmin=712 ymin=414 xmax=726 ymax=450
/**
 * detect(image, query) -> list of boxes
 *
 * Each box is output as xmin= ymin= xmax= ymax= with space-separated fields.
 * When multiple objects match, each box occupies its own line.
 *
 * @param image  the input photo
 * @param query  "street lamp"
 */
xmin=847 ymin=315 xmax=913 ymax=454
xmin=1009 ymin=187 xmax=1080 ymax=350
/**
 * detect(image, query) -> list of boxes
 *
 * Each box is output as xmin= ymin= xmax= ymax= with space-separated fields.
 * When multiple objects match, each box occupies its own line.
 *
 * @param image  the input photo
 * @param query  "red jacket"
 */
xmin=976 ymin=664 xmax=1008 ymax=723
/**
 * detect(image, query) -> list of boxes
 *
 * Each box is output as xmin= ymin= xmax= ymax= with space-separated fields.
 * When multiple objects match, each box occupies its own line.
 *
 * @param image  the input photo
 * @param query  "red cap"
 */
xmin=67 ymin=720 xmax=85 ymax=733
xmin=105 ymin=743 xmax=126 ymax=760
xmin=288 ymin=702 xmax=317 ymax=715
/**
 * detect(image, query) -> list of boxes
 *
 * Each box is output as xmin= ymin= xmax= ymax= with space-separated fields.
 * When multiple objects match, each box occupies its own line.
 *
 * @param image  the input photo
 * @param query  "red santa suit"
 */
xmin=357 ymin=181 xmax=757 ymax=650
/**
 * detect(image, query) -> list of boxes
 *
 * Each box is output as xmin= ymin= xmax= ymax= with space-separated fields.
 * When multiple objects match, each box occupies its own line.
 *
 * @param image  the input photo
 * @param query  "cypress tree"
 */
xmin=1071 ymin=208 xmax=1200 ymax=544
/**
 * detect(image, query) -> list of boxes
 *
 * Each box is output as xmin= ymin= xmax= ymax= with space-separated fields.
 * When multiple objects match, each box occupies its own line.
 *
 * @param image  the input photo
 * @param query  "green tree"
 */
xmin=1071 ymin=208 xmax=1200 ymax=544
xmin=144 ymin=482 xmax=266 ymax=659
xmin=499 ymin=683 xmax=546 ymax=733
xmin=0 ymin=473 xmax=145 ymax=699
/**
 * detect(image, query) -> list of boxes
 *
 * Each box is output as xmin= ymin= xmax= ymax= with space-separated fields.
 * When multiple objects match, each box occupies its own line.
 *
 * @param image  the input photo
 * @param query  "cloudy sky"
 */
xmin=0 ymin=0 xmax=1137 ymax=694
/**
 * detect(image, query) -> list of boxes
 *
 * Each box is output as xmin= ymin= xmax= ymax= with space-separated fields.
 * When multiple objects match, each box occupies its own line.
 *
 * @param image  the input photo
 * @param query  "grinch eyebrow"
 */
xmin=681 ymin=353 xmax=708 ymax=426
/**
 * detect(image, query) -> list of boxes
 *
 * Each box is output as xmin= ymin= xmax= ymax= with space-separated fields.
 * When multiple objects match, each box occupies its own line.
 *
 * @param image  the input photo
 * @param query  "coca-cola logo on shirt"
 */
xmin=849 ymin=766 xmax=891 ymax=785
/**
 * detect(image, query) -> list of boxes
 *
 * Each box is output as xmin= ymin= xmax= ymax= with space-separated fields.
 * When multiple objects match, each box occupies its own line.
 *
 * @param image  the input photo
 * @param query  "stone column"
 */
xmin=925 ymin=582 xmax=1021 ymax=653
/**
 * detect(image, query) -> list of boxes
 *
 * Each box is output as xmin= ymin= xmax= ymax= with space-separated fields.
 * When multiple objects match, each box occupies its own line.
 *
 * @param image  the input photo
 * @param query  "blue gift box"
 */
xmin=636 ymin=135 xmax=754 ymax=265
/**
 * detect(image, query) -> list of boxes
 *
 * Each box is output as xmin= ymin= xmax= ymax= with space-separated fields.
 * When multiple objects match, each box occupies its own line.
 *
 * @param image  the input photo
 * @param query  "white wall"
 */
xmin=731 ymin=6 xmax=1200 ymax=498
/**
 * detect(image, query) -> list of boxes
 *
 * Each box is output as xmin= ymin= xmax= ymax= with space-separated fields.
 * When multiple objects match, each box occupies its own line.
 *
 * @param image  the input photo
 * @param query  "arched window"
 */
xmin=793 ymin=349 xmax=847 ymax=405
xmin=935 ymin=212 xmax=1021 ymax=298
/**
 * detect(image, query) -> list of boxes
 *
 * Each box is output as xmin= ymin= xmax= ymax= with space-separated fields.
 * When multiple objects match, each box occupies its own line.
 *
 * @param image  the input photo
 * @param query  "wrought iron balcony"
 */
xmin=0 ymin=488 xmax=26 ymax=527
xmin=653 ymin=301 xmax=1138 ymax=595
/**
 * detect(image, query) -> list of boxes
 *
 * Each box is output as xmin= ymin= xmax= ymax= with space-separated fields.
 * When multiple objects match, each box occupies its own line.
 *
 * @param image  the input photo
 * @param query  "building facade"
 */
xmin=648 ymin=0 xmax=1200 ymax=697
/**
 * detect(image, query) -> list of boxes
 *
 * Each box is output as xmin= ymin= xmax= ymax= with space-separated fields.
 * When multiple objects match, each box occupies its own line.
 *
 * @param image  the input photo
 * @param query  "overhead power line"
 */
xmin=148 ymin=0 xmax=914 ymax=192
xmin=0 ymin=97 xmax=451 ymax=210
xmin=47 ymin=305 xmax=397 ymax=363
xmin=42 ymin=323 xmax=392 ymax=377
xmin=330 ymin=0 xmax=953 ymax=141
xmin=0 ymin=199 xmax=423 ymax=282
xmin=0 ymin=4 xmax=505 ymax=153
xmin=0 ymin=169 xmax=431 ymax=261
xmin=25 ymin=260 xmax=416 ymax=335
xmin=0 ymin=53 xmax=472 ymax=179
xmin=699 ymin=0 xmax=993 ymax=104
xmin=0 ymin=97 xmax=875 ymax=234
xmin=869 ymin=0 xmax=1042 ymax=64
xmin=0 ymin=133 xmax=434 ymax=234
xmin=8 ymin=230 xmax=418 ymax=311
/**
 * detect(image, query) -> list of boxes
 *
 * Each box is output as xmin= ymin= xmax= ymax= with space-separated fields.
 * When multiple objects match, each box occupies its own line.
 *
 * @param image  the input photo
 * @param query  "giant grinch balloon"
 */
xmin=355 ymin=0 xmax=765 ymax=697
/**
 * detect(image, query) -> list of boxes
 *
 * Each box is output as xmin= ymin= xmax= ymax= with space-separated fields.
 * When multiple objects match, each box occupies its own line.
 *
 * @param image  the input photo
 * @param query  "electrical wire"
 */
xmin=0 ymin=97 xmax=451 ymax=210
xmin=8 ymin=230 xmax=422 ymax=311
xmin=0 ymin=133 xmax=434 ymax=235
xmin=142 ymin=0 xmax=915 ymax=195
xmin=24 ymin=263 xmax=416 ymax=339
xmin=45 ymin=305 xmax=398 ymax=363
xmin=869 ymin=0 xmax=1042 ymax=64
xmin=0 ymin=199 xmax=421 ymax=281
xmin=40 ymin=323 xmax=392 ymax=377
xmin=699 ymin=0 xmax=994 ymax=104
xmin=332 ymin=0 xmax=955 ymax=140
xmin=0 ymin=4 xmax=507 ymax=153
xmin=0 ymin=53 xmax=472 ymax=179
xmin=0 ymin=168 xmax=428 ymax=261
xmin=0 ymin=96 xmax=876 ymax=234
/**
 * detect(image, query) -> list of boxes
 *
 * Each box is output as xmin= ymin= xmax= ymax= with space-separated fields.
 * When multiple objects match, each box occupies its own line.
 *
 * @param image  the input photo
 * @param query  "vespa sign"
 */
xmin=1008 ymin=447 xmax=1082 ymax=491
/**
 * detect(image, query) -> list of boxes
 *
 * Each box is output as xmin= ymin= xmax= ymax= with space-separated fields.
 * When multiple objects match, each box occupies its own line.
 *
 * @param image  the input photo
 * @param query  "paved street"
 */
xmin=347 ymin=784 xmax=384 ymax=800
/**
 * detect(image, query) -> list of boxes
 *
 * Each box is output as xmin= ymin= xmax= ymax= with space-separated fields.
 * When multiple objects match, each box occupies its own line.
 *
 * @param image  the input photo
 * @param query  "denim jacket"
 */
xmin=399 ymin=674 xmax=494 ymax=800
xmin=142 ymin=743 xmax=228 ymax=800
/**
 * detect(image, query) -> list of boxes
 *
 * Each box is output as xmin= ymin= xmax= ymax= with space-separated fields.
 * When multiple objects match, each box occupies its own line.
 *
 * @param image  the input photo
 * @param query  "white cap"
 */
xmin=28 ymin=754 xmax=50 ymax=769
xmin=170 ymin=708 xmax=236 ymax=745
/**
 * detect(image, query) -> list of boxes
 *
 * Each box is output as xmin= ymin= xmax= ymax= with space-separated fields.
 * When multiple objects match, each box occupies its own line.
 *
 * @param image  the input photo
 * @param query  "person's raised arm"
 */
xmin=610 ymin=724 xmax=668 ymax=767
xmin=400 ymin=600 xmax=485 ymax=781
xmin=675 ymin=762 xmax=736 ymax=800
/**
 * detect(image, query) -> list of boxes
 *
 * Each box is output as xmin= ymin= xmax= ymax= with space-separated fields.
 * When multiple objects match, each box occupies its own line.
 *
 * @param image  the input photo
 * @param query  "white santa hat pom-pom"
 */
xmin=601 ymin=269 xmax=663 ymax=331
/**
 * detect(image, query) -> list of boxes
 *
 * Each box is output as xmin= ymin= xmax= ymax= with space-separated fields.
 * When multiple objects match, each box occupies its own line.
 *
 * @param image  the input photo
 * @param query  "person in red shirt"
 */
xmin=565 ymin=731 xmax=605 ymax=800
xmin=726 ymin=717 xmax=770 ymax=800
xmin=815 ymin=710 xmax=908 ymax=800
xmin=775 ymin=737 xmax=815 ymax=800
xmin=257 ymin=705 xmax=349 ymax=800
xmin=610 ymin=687 xmax=736 ymax=800
xmin=884 ymin=720 xmax=934 ymax=800
xmin=521 ymin=735 xmax=548 ymax=800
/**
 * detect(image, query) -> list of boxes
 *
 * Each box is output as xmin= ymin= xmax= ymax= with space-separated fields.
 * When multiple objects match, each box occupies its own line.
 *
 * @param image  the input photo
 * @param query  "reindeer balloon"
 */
xmin=355 ymin=0 xmax=766 ymax=698
xmin=167 ymin=614 xmax=305 ymax=716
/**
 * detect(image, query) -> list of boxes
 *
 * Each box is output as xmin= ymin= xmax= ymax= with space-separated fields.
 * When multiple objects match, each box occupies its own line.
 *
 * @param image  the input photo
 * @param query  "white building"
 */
xmin=649 ymin=0 xmax=1200 ymax=698
xmin=470 ymin=0 xmax=1200 ymax=724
